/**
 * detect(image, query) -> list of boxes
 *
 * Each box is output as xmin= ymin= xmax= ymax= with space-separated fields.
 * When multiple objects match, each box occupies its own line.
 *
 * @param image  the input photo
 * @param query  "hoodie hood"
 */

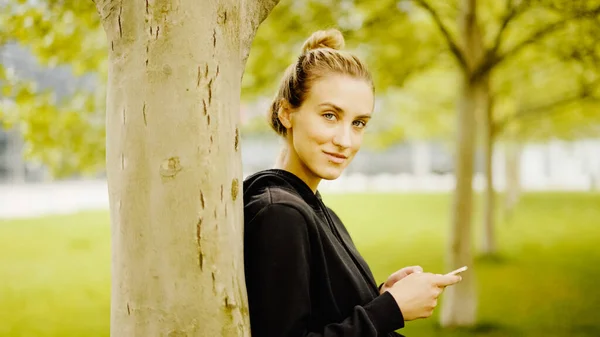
xmin=243 ymin=169 xmax=323 ymax=209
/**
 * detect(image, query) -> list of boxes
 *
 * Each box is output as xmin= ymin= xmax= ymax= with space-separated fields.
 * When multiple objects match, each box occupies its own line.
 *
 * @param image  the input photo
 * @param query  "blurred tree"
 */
xmin=489 ymin=1 xmax=600 ymax=257
xmin=489 ymin=5 xmax=600 ymax=237
xmin=0 ymin=0 xmax=452 ymax=173
xmin=93 ymin=0 xmax=279 ymax=336
xmin=362 ymin=66 xmax=459 ymax=150
xmin=3 ymin=0 xmax=598 ymax=173
xmin=390 ymin=0 xmax=600 ymax=327
xmin=1 ymin=0 xmax=107 ymax=177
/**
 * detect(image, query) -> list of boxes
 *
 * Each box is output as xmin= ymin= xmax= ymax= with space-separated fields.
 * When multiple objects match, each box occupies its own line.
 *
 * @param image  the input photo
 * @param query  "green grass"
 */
xmin=325 ymin=192 xmax=600 ymax=337
xmin=1 ymin=193 xmax=599 ymax=336
xmin=0 ymin=211 xmax=111 ymax=337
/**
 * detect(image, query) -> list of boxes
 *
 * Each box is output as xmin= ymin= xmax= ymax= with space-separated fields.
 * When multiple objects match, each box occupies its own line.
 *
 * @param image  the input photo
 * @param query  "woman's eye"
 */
xmin=353 ymin=120 xmax=366 ymax=128
xmin=323 ymin=113 xmax=336 ymax=121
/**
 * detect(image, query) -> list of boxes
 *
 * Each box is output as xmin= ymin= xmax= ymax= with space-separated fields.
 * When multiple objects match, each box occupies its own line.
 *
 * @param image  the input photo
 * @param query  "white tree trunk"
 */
xmin=504 ymin=141 xmax=522 ymax=217
xmin=6 ymin=129 xmax=26 ymax=183
xmin=95 ymin=0 xmax=278 ymax=335
xmin=440 ymin=77 xmax=479 ymax=327
xmin=412 ymin=141 xmax=431 ymax=177
xmin=480 ymin=76 xmax=496 ymax=255
xmin=439 ymin=0 xmax=480 ymax=327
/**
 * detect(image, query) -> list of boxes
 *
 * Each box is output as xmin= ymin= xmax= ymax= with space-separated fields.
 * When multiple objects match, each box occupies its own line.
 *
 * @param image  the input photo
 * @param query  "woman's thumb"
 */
xmin=434 ymin=274 xmax=462 ymax=287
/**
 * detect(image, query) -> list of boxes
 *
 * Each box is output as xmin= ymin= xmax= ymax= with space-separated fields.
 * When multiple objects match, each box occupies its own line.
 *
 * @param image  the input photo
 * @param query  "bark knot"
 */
xmin=231 ymin=179 xmax=239 ymax=201
xmin=217 ymin=10 xmax=228 ymax=25
xmin=234 ymin=128 xmax=240 ymax=151
xmin=197 ymin=217 xmax=203 ymax=269
xmin=163 ymin=64 xmax=172 ymax=76
xmin=159 ymin=157 xmax=182 ymax=178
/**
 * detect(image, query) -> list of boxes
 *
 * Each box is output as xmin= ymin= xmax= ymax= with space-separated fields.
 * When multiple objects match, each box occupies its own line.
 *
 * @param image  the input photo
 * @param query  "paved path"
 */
xmin=0 ymin=180 xmax=109 ymax=219
xmin=1 ymin=174 xmax=595 ymax=220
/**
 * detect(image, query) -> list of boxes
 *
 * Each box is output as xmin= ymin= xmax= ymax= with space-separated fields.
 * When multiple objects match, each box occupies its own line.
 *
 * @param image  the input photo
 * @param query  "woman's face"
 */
xmin=281 ymin=74 xmax=374 ymax=182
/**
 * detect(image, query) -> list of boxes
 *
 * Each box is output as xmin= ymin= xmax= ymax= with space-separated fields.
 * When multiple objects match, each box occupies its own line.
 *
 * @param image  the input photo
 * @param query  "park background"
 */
xmin=1 ymin=0 xmax=599 ymax=336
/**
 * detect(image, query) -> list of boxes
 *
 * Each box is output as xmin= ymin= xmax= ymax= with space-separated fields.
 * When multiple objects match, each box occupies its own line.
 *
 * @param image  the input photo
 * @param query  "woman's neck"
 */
xmin=274 ymin=145 xmax=321 ymax=193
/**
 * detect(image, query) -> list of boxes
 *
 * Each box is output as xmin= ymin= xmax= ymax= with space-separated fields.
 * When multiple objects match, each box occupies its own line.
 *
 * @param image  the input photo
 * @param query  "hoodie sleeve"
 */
xmin=244 ymin=203 xmax=405 ymax=337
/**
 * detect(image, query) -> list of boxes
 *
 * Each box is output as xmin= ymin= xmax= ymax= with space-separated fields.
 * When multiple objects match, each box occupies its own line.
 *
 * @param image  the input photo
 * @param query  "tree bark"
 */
xmin=439 ymin=0 xmax=480 ymax=327
xmin=94 ymin=0 xmax=278 ymax=336
xmin=480 ymin=75 xmax=495 ymax=255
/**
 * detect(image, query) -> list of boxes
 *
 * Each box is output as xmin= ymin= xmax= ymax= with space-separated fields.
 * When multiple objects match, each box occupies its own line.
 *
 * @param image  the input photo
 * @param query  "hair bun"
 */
xmin=301 ymin=29 xmax=345 ymax=54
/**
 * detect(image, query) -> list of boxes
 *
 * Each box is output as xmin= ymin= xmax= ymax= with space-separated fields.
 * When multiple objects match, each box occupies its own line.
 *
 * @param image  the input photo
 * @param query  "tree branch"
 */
xmin=494 ymin=93 xmax=599 ymax=134
xmin=475 ymin=5 xmax=600 ymax=79
xmin=484 ymin=0 xmax=531 ymax=64
xmin=495 ymin=66 xmax=600 ymax=134
xmin=412 ymin=0 xmax=468 ymax=72
xmin=388 ymin=48 xmax=448 ymax=89
xmin=240 ymin=0 xmax=281 ymax=66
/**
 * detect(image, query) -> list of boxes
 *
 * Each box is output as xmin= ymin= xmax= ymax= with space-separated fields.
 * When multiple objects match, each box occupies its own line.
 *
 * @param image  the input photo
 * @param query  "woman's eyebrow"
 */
xmin=319 ymin=102 xmax=344 ymax=114
xmin=319 ymin=102 xmax=372 ymax=119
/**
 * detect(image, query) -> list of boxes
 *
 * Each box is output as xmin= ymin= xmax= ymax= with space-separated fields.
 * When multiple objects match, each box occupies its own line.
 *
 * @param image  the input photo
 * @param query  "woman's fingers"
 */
xmin=432 ymin=273 xmax=462 ymax=287
xmin=399 ymin=265 xmax=423 ymax=277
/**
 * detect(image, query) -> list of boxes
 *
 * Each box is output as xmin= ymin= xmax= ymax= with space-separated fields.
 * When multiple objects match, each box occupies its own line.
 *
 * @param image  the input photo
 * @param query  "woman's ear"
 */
xmin=277 ymin=99 xmax=293 ymax=130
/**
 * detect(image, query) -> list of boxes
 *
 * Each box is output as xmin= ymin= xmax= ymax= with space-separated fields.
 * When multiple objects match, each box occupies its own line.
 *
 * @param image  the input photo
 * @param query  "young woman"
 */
xmin=242 ymin=29 xmax=461 ymax=337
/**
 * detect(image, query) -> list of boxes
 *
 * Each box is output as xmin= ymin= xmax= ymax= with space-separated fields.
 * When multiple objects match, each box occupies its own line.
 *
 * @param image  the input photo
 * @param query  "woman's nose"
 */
xmin=332 ymin=125 xmax=351 ymax=148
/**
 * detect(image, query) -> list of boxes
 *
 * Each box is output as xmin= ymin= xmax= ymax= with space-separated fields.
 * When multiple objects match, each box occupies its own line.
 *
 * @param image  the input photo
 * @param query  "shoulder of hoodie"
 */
xmin=243 ymin=172 xmax=318 ymax=226
xmin=244 ymin=184 xmax=314 ymax=223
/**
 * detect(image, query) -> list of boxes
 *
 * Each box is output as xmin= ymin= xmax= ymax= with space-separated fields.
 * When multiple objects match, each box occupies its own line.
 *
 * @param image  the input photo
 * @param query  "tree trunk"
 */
xmin=94 ymin=0 xmax=278 ymax=336
xmin=504 ymin=141 xmax=522 ymax=217
xmin=6 ymin=129 xmax=26 ymax=183
xmin=412 ymin=141 xmax=431 ymax=177
xmin=439 ymin=0 xmax=480 ymax=327
xmin=440 ymin=77 xmax=480 ymax=328
xmin=480 ymin=76 xmax=495 ymax=255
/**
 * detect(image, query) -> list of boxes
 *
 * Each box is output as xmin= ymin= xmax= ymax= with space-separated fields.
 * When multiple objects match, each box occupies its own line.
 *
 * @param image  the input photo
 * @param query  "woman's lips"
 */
xmin=323 ymin=151 xmax=347 ymax=164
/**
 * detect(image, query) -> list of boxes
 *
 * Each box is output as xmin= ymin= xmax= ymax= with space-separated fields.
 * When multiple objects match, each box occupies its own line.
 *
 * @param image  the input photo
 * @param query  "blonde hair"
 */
xmin=268 ymin=28 xmax=374 ymax=136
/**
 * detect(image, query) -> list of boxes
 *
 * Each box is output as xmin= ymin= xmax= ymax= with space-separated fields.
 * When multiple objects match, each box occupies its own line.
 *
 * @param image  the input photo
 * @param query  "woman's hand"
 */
xmin=387 ymin=272 xmax=462 ymax=321
xmin=380 ymin=266 xmax=424 ymax=294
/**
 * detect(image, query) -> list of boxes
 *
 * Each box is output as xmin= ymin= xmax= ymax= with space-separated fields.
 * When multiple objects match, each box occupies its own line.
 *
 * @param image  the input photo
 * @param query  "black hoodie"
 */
xmin=243 ymin=169 xmax=405 ymax=337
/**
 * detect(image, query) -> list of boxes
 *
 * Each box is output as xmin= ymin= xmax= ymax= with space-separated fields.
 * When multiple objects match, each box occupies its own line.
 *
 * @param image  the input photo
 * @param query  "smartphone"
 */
xmin=446 ymin=266 xmax=468 ymax=276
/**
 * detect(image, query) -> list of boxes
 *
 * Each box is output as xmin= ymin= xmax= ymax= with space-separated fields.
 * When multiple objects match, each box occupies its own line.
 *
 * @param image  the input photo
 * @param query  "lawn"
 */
xmin=1 ymin=192 xmax=599 ymax=336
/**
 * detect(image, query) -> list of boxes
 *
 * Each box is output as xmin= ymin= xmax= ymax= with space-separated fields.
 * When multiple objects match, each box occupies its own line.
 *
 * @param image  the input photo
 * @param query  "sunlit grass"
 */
xmin=0 ymin=211 xmax=111 ymax=337
xmin=325 ymin=192 xmax=600 ymax=336
xmin=1 ymin=192 xmax=599 ymax=336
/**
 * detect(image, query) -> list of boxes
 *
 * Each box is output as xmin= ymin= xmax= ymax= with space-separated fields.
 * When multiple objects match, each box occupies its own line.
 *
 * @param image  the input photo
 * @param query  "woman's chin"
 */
xmin=315 ymin=165 xmax=345 ymax=181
